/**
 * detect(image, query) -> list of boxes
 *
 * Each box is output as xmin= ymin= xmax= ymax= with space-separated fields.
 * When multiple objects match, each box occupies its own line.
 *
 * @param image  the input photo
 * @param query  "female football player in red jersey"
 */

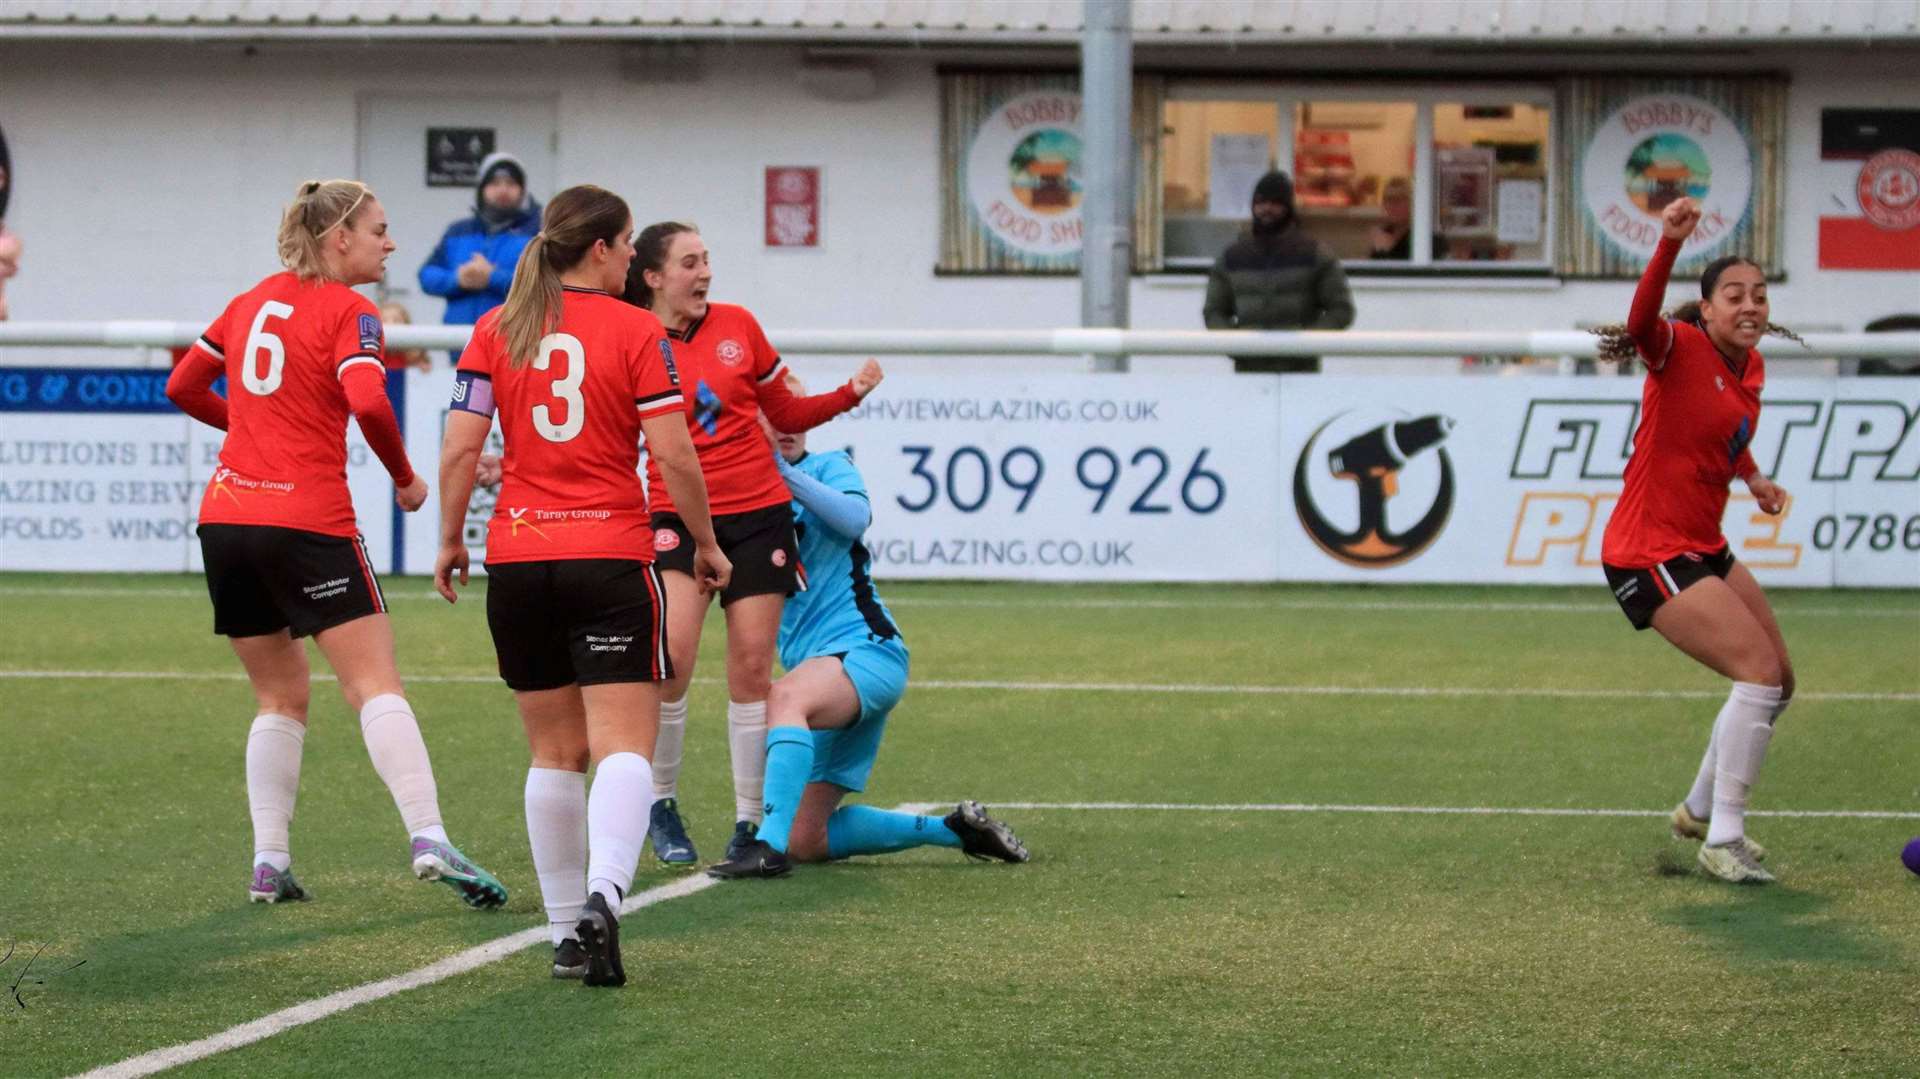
xmin=1594 ymin=196 xmax=1798 ymax=885
xmin=622 ymin=222 xmax=883 ymax=870
xmin=434 ymin=187 xmax=730 ymax=987
xmin=165 ymin=179 xmax=507 ymax=910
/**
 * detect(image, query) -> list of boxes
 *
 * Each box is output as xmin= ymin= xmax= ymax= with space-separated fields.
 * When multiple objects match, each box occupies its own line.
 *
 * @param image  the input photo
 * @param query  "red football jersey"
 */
xmin=645 ymin=303 xmax=853 ymax=516
xmin=1602 ymin=320 xmax=1766 ymax=567
xmin=188 ymin=272 xmax=392 ymax=537
xmin=455 ymin=287 xmax=684 ymax=563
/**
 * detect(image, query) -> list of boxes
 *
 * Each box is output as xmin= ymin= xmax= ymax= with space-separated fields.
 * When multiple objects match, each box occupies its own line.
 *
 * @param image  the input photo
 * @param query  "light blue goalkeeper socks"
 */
xmin=755 ymin=726 xmax=815 ymax=853
xmin=825 ymin=805 xmax=961 ymax=859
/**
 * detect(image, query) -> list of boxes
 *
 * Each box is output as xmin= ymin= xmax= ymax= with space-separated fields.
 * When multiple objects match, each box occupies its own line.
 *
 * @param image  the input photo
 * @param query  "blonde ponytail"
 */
xmin=276 ymin=179 xmax=373 ymax=282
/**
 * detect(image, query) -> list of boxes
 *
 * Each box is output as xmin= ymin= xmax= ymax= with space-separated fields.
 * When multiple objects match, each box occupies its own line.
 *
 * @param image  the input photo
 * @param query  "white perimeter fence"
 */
xmin=3 ymin=323 xmax=1918 ymax=589
xmin=5 ymin=321 xmax=1920 ymax=359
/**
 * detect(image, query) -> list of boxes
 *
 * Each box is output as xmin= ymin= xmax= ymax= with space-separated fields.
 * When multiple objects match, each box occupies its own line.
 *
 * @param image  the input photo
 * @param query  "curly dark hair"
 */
xmin=1592 ymin=255 xmax=1804 ymax=364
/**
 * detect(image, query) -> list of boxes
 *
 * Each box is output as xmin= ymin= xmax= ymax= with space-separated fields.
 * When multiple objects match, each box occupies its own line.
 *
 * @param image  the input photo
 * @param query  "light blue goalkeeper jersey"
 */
xmin=777 ymin=450 xmax=902 ymax=671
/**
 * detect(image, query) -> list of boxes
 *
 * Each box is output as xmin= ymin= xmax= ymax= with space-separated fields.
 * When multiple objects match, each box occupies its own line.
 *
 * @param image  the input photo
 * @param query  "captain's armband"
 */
xmin=450 ymin=371 xmax=496 ymax=417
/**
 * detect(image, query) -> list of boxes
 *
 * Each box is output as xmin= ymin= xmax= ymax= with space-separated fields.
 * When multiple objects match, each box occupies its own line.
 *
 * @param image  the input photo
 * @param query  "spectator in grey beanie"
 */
xmin=1202 ymin=170 xmax=1354 ymax=374
xmin=418 ymin=151 xmax=541 ymax=364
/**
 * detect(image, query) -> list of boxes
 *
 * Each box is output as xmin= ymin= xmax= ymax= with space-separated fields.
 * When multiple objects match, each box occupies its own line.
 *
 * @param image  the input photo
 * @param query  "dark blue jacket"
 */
xmin=417 ymin=203 xmax=540 ymax=329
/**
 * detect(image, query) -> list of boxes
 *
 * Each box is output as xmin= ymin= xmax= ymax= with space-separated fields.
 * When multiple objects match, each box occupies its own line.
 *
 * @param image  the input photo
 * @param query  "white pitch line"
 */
xmin=2 ymin=668 xmax=1916 ymax=703
xmin=44 ymin=781 xmax=1920 ymax=1079
xmin=0 ymin=586 xmax=492 ymax=603
xmin=0 ymin=584 xmax=1912 ymax=619
xmin=71 ymin=866 xmax=728 ymax=1078
xmin=896 ymin=801 xmax=1920 ymax=821
xmin=913 ymin=678 xmax=1920 ymax=704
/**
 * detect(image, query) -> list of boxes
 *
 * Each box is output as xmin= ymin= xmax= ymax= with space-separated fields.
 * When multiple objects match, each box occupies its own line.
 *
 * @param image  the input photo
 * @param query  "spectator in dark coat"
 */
xmin=1203 ymin=170 xmax=1355 ymax=373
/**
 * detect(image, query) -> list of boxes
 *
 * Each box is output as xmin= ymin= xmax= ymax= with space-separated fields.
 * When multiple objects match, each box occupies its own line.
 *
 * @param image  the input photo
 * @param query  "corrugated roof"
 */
xmin=2 ymin=0 xmax=1916 ymax=42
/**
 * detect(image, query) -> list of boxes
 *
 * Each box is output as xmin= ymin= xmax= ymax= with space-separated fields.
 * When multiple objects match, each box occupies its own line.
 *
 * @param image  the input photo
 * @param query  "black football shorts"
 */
xmin=649 ymin=502 xmax=800 ymax=606
xmin=1603 ymin=545 xmax=1736 ymax=630
xmin=198 ymin=523 xmax=386 ymax=638
xmin=484 ymin=558 xmax=671 ymax=691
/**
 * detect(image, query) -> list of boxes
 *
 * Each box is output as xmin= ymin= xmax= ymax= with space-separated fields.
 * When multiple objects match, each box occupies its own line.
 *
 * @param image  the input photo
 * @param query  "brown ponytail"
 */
xmin=276 ymin=179 xmax=372 ymax=281
xmin=496 ymin=184 xmax=630 ymax=368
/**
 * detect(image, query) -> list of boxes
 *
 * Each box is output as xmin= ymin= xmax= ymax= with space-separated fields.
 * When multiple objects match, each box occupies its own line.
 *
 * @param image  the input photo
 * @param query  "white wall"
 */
xmin=2 ymin=39 xmax=1916 ymax=375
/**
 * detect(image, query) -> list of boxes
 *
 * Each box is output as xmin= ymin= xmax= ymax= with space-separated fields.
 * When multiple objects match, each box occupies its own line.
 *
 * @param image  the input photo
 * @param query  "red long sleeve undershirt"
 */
xmin=165 ymin=353 xmax=415 ymax=487
xmin=756 ymin=376 xmax=859 ymax=433
xmin=1627 ymin=235 xmax=1681 ymax=367
xmin=1627 ymin=238 xmax=1761 ymax=480
xmin=340 ymin=364 xmax=416 ymax=488
xmin=165 ymin=354 xmax=229 ymax=431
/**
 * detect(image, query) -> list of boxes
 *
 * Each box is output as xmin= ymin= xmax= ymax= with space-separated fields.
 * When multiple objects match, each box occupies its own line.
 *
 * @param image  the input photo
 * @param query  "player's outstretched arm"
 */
xmin=1626 ymin=199 xmax=1702 ymax=369
xmin=434 ymin=409 xmax=489 ymax=603
xmin=775 ymin=454 xmax=871 ymax=540
xmin=756 ymin=362 xmax=878 ymax=434
xmin=847 ymin=358 xmax=884 ymax=398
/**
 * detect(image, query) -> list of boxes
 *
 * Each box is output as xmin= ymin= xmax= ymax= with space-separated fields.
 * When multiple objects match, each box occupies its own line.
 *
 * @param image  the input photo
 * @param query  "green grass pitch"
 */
xmin=2 ymin=573 xmax=1916 ymax=1076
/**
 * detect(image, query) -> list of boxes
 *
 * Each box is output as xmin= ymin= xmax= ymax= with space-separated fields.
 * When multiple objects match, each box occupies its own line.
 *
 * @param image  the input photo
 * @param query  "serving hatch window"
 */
xmin=1161 ymin=85 xmax=1555 ymax=272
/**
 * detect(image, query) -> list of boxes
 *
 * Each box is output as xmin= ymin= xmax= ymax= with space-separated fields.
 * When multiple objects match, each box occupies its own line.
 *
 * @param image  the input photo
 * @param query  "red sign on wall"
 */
xmin=1818 ymin=109 xmax=1920 ymax=270
xmin=765 ymin=166 xmax=821 ymax=248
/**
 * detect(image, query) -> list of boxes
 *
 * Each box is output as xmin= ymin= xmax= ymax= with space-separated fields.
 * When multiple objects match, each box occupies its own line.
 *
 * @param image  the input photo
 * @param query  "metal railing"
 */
xmin=3 ymin=321 xmax=1920 ymax=359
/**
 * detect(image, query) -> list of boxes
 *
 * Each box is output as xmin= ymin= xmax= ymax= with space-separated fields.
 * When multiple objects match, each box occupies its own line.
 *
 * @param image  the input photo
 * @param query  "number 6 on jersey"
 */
xmin=240 ymin=300 xmax=295 ymax=396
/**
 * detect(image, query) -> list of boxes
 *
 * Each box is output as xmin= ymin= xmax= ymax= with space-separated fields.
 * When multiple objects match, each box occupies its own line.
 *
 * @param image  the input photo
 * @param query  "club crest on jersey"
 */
xmin=1714 ymin=374 xmax=1726 ymax=392
xmin=358 ymin=313 xmax=383 ymax=353
xmin=654 ymin=529 xmax=681 ymax=552
xmin=716 ymin=339 xmax=746 ymax=366
xmin=659 ymin=339 xmax=680 ymax=384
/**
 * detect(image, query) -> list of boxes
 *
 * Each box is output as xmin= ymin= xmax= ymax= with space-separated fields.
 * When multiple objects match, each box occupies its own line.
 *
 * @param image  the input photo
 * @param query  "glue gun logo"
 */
xmin=1293 ymin=412 xmax=1456 ymax=568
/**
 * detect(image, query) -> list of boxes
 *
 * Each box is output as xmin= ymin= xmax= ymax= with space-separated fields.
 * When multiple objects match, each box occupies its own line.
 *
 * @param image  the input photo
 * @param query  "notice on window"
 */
xmin=1208 ymin=134 xmax=1271 ymax=218
xmin=1436 ymin=147 xmax=1495 ymax=234
xmin=1496 ymin=179 xmax=1543 ymax=244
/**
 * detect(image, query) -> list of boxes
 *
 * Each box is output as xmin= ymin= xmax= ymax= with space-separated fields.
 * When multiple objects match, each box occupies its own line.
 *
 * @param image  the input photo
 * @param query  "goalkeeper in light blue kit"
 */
xmin=708 ymin=378 xmax=1029 ymax=879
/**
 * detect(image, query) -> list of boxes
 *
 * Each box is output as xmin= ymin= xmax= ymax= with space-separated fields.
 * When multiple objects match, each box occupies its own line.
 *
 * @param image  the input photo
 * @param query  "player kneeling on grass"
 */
xmin=167 ymin=179 xmax=506 ymax=911
xmin=435 ymin=185 xmax=731 ymax=987
xmin=707 ymin=381 xmax=1029 ymax=879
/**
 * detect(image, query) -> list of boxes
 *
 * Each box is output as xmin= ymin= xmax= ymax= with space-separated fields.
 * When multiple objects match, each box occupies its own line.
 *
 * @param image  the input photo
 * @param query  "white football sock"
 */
xmin=1706 ymin=681 xmax=1783 ymax=846
xmin=586 ymin=751 xmax=654 ymax=909
xmin=1683 ymin=722 xmax=1719 ymax=821
xmin=357 ymin=693 xmax=445 ymax=838
xmin=526 ymin=767 xmax=588 ymax=946
xmin=652 ymin=695 xmax=688 ymax=801
xmin=246 ymin=713 xmax=305 ymax=869
xmin=727 ymin=699 xmax=768 ymax=824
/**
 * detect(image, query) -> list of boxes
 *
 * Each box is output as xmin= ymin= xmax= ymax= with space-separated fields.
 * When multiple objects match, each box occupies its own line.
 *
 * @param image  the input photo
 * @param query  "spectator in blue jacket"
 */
xmin=417 ymin=151 xmax=540 ymax=364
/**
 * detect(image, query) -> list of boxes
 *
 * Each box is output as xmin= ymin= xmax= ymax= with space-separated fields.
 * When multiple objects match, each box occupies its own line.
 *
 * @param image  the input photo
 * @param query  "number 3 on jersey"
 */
xmin=534 ymin=332 xmax=586 ymax=443
xmin=241 ymin=300 xmax=295 ymax=396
